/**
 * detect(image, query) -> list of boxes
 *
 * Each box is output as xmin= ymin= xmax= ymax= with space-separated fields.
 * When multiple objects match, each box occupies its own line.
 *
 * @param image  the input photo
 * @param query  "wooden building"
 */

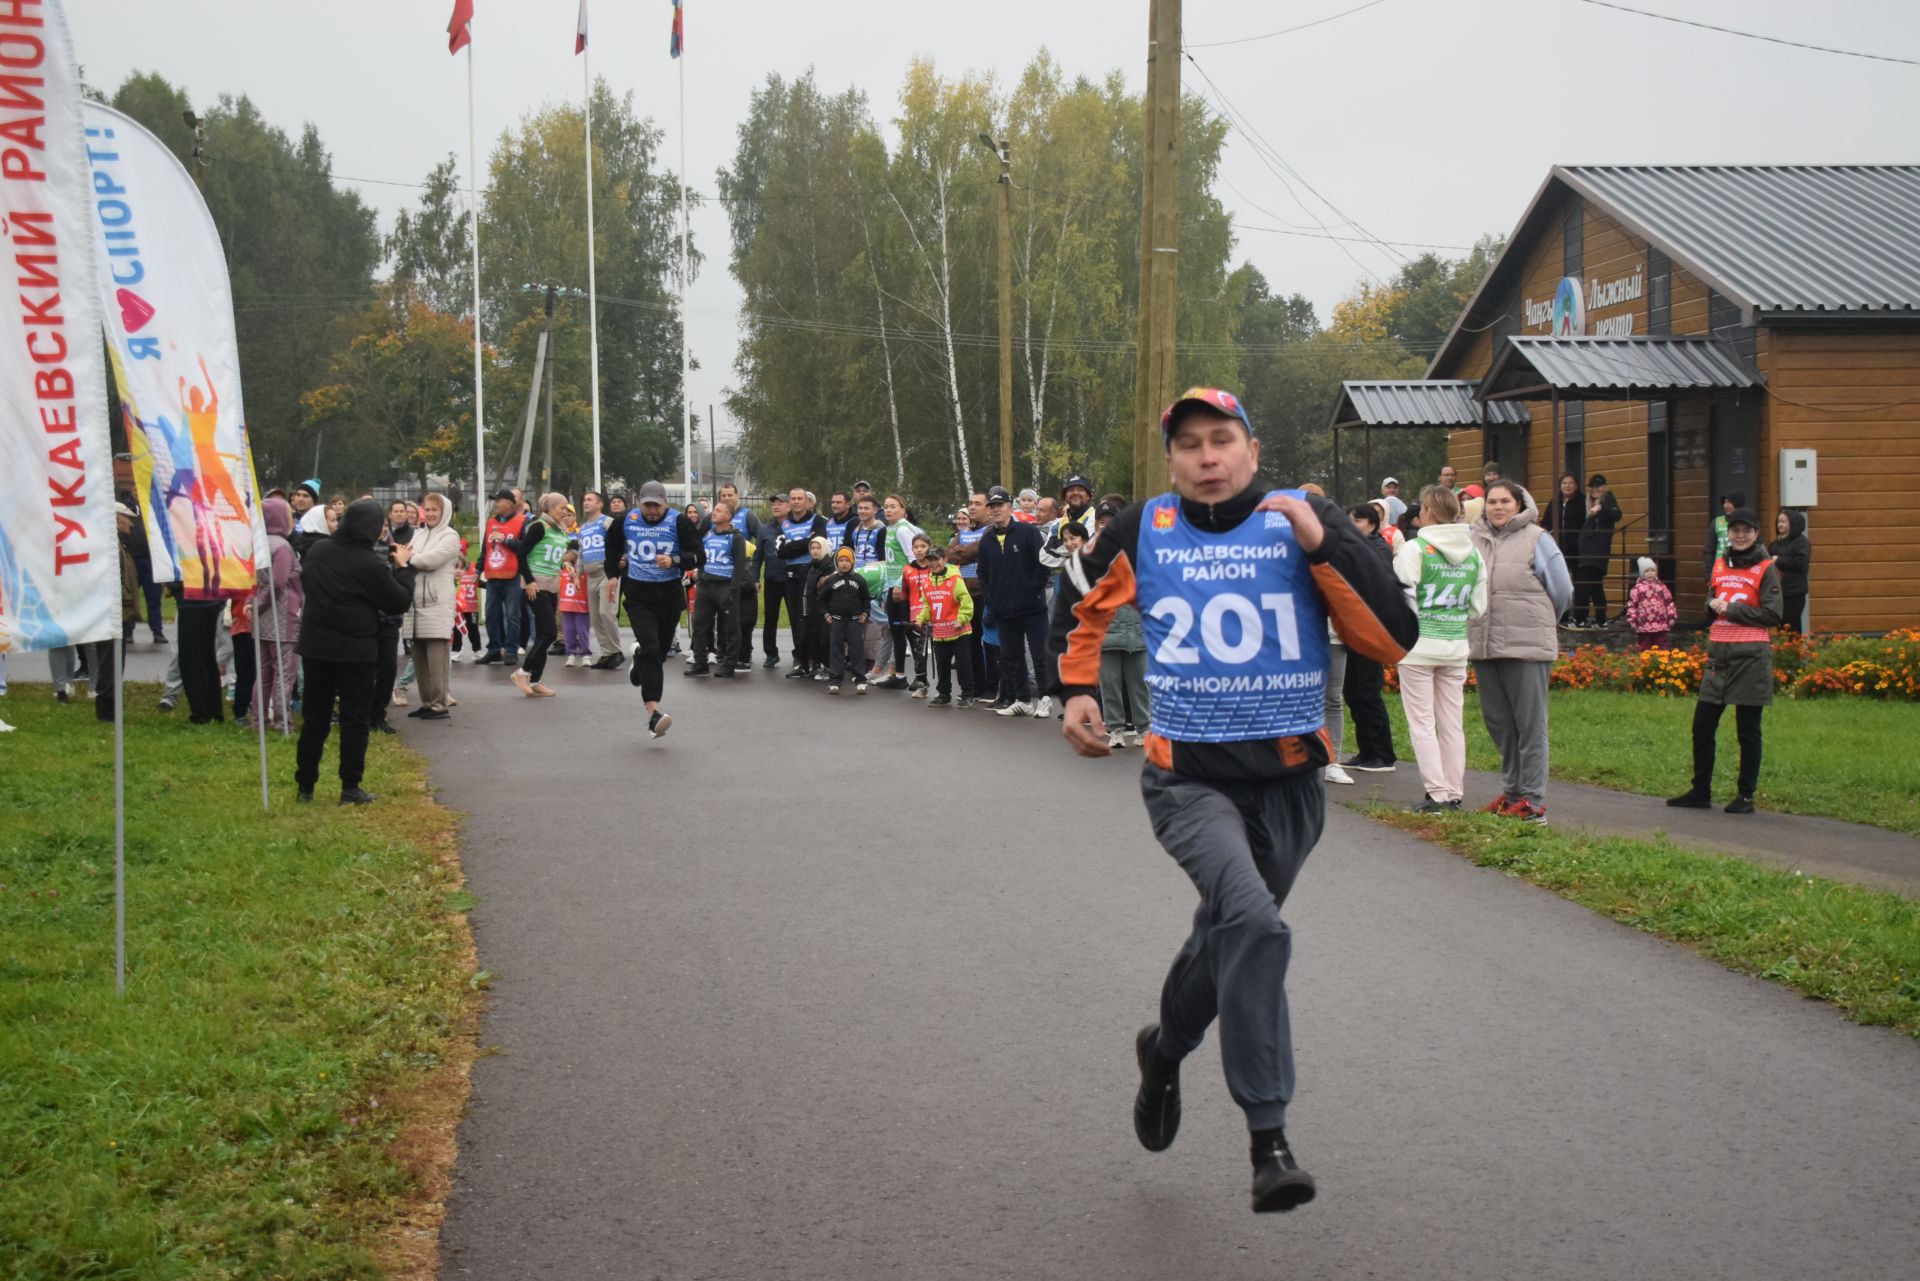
xmin=1333 ymin=166 xmax=1920 ymax=633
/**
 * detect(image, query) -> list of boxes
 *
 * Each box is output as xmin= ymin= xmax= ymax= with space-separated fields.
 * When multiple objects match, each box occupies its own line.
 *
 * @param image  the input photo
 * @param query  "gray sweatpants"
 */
xmin=1323 ymin=641 xmax=1348 ymax=758
xmin=1141 ymin=763 xmax=1324 ymax=1133
xmin=1474 ymin=658 xmax=1551 ymax=805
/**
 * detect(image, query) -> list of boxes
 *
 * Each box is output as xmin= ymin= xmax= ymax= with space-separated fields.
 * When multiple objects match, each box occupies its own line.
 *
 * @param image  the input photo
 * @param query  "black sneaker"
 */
xmin=929 ymin=694 xmax=952 ymax=707
xmin=370 ymin=721 xmax=397 ymax=735
xmin=1342 ymin=755 xmax=1394 ymax=773
xmin=339 ymin=788 xmax=377 ymax=806
xmin=877 ymin=675 xmax=908 ymax=690
xmin=762 ymin=655 xmax=779 ymax=669
xmin=713 ymin=666 xmax=736 ymax=680
xmin=955 ymin=697 xmax=976 ymax=709
xmin=1666 ymin=791 xmax=1712 ymax=809
xmin=1250 ymin=1130 xmax=1316 ymax=1213
xmin=786 ymin=667 xmax=811 ymax=680
xmin=296 ymin=788 xmax=313 ymax=804
xmin=476 ymin=652 xmax=501 ymax=665
xmin=1132 ymin=1025 xmax=1181 ymax=1153
xmin=649 ymin=710 xmax=672 ymax=739
xmin=1725 ymin=796 xmax=1755 ymax=814
xmin=683 ymin=663 xmax=711 ymax=677
xmin=417 ymin=708 xmax=450 ymax=720
xmin=1409 ymin=796 xmax=1449 ymax=814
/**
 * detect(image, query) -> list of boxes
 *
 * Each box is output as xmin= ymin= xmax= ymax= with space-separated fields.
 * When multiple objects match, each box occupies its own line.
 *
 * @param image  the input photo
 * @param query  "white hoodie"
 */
xmin=1392 ymin=521 xmax=1488 ymax=666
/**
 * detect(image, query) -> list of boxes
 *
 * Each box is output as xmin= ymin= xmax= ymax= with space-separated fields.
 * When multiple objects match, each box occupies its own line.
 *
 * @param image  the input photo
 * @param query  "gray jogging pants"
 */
xmin=1140 ymin=763 xmax=1324 ymax=1133
xmin=1473 ymin=658 xmax=1552 ymax=805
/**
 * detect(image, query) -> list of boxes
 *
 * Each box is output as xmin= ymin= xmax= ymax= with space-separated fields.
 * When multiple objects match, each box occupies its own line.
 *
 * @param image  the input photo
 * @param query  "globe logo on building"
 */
xmin=1550 ymin=275 xmax=1586 ymax=336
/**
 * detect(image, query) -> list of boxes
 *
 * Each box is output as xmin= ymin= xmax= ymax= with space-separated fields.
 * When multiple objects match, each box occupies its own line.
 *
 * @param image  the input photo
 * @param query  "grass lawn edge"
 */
xmin=1364 ymin=805 xmax=1920 ymax=1039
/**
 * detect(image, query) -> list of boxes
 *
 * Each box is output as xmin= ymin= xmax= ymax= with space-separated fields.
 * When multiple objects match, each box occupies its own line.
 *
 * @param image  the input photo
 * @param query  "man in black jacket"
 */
xmin=976 ymin=485 xmax=1051 ymax=716
xmin=1572 ymin=474 xmax=1623 ymax=627
xmin=604 ymin=479 xmax=703 ymax=738
xmin=775 ymin=487 xmax=829 ymax=676
xmin=1049 ymin=387 xmax=1418 ymax=1214
xmin=295 ymin=499 xmax=416 ymax=804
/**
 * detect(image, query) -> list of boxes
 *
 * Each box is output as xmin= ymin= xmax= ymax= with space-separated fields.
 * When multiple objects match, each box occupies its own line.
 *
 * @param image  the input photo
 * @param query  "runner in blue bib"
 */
xmin=1050 ymin=387 xmax=1418 ymax=1215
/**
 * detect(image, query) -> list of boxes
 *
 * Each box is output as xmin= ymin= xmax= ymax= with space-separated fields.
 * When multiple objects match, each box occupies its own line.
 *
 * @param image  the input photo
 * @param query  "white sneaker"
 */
xmin=1035 ymin=695 xmax=1053 ymax=718
xmin=855 ymin=682 xmax=868 ymax=695
xmin=1107 ymin=730 xmax=1126 ymax=750
xmin=391 ymin=691 xmax=408 ymax=707
xmin=1324 ymin=763 xmax=1355 ymax=785
xmin=451 ymin=650 xmax=465 ymax=663
xmin=828 ymin=684 xmax=840 ymax=695
xmin=996 ymin=700 xmax=1035 ymax=718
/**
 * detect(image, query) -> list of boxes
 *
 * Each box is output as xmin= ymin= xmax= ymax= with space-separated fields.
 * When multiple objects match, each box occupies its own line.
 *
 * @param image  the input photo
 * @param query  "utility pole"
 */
xmin=541 ymin=286 xmax=556 ymax=492
xmin=978 ymin=131 xmax=1015 ymax=490
xmin=709 ymin=403 xmax=718 ymax=504
xmin=1133 ymin=0 xmax=1181 ymax=499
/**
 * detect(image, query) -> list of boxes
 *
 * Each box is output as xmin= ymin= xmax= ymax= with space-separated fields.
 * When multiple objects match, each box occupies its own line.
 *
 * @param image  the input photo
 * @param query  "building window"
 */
xmin=1565 ymin=441 xmax=1585 ymax=490
xmin=1647 ymin=400 xmax=1672 ymax=553
xmin=1709 ymin=289 xmax=1756 ymax=366
xmin=1563 ymin=196 xmax=1584 ymax=278
xmin=1648 ymin=246 xmax=1670 ymax=335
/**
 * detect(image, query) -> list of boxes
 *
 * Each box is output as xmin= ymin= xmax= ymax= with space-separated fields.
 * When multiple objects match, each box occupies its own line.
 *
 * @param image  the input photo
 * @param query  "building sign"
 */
xmin=1524 ymin=265 xmax=1643 ymax=338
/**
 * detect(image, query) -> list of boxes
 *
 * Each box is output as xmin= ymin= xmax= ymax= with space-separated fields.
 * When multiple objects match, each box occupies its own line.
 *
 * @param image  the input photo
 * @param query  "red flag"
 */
xmin=448 ymin=0 xmax=474 ymax=54
xmin=576 ymin=0 xmax=589 ymax=54
xmin=670 ymin=0 xmax=683 ymax=58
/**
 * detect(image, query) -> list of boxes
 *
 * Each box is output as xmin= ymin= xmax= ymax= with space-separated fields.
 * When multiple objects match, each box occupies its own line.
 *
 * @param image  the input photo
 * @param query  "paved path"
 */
xmin=406 ymin=654 xmax=1917 ymax=1281
xmin=1334 ymin=761 xmax=1920 ymax=898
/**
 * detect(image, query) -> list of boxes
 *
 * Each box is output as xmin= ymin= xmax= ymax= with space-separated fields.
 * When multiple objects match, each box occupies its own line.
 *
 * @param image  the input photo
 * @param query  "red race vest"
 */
xmin=483 ymin=513 xmax=527 ymax=579
xmin=455 ymin=569 xmax=479 ymax=613
xmin=1709 ymin=556 xmax=1773 ymax=643
xmin=920 ymin=570 xmax=971 ymax=640
xmin=559 ymin=567 xmax=588 ymax=612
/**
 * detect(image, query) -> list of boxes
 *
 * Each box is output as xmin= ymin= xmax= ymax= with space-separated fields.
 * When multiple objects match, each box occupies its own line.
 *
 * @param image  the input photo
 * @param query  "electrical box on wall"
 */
xmin=1779 ymin=449 xmax=1818 ymax=507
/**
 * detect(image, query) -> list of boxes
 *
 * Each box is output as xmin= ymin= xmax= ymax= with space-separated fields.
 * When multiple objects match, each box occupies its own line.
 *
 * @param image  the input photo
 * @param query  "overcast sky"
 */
xmin=71 ymin=0 xmax=1920 ymax=447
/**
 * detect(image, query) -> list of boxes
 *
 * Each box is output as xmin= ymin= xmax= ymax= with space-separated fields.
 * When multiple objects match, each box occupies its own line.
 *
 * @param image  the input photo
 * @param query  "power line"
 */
xmin=1185 ymin=0 xmax=1393 ymax=50
xmin=1573 ymin=0 xmax=1920 ymax=67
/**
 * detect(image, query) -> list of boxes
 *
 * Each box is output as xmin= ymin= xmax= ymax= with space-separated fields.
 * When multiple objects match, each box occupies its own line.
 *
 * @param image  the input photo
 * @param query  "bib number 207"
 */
xmin=1149 ymin=592 xmax=1300 ymax=665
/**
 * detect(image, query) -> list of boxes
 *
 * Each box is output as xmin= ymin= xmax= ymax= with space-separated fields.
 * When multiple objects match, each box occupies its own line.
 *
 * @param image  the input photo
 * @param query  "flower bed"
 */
xmin=1387 ymin=629 xmax=1920 ymax=701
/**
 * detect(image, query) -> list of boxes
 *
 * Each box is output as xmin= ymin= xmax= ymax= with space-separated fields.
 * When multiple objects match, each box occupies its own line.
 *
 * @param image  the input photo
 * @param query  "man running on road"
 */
xmin=604 ymin=479 xmax=702 ymax=738
xmin=1050 ymin=387 xmax=1417 ymax=1212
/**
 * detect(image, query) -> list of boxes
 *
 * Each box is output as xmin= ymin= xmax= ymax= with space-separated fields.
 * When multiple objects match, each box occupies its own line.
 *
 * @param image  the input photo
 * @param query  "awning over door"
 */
xmin=1330 ymin=380 xmax=1529 ymax=428
xmin=1480 ymin=335 xmax=1761 ymax=401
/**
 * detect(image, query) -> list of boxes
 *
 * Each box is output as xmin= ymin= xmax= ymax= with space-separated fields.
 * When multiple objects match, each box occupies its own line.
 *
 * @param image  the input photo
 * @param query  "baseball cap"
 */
xmin=1382 ymin=476 xmax=1400 ymax=488
xmin=636 ymin=480 xmax=669 ymax=505
xmin=1726 ymin=507 xmax=1759 ymax=530
xmin=1161 ymin=387 xmax=1251 ymax=442
xmin=1061 ymin=473 xmax=1093 ymax=495
xmin=1588 ymin=474 xmax=1608 ymax=488
xmin=492 ymin=487 xmax=517 ymax=503
xmin=986 ymin=486 xmax=1013 ymax=506
xmin=852 ymin=478 xmax=872 ymax=490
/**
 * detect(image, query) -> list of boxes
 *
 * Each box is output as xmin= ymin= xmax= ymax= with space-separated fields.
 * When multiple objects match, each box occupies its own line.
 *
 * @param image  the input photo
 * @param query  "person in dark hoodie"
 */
xmin=1769 ymin=509 xmax=1812 ymax=634
xmin=295 ymin=498 xmax=416 ymax=804
xmin=1049 ymin=387 xmax=1418 ymax=1216
xmin=1669 ymin=507 xmax=1781 ymax=815
xmin=817 ymin=545 xmax=873 ymax=693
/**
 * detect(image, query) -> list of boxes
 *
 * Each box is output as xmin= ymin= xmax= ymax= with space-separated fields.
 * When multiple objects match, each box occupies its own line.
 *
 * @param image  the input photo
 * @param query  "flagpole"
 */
xmin=678 ymin=2 xmax=691 ymax=506
xmin=467 ymin=40 xmax=487 ymax=507
xmin=113 ymin=630 xmax=125 ymax=995
xmin=584 ymin=39 xmax=603 ymax=492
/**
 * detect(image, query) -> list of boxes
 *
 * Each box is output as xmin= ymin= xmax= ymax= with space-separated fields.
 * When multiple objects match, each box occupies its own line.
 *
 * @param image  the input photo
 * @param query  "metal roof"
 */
xmin=1481 ymin=336 xmax=1761 ymax=401
xmin=1331 ymin=380 xmax=1529 ymax=428
xmin=1557 ymin=165 xmax=1920 ymax=317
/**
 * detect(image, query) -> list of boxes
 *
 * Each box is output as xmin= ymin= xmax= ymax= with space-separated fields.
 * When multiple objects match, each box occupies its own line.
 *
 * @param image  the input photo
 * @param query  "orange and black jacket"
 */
xmin=1048 ymin=482 xmax=1419 ymax=782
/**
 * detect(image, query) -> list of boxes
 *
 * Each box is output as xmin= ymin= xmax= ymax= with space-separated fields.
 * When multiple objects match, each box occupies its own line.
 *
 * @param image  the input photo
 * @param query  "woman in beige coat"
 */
xmin=404 ymin=492 xmax=463 ymax=718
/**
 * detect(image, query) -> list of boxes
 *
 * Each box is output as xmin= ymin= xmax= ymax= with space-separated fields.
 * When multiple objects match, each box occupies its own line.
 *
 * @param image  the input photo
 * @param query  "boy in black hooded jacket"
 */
xmin=817 ymin=546 xmax=872 ymax=692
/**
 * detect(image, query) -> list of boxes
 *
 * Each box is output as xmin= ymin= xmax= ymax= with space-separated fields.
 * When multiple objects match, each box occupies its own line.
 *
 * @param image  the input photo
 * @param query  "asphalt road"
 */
xmin=412 ymin=652 xmax=1919 ymax=1281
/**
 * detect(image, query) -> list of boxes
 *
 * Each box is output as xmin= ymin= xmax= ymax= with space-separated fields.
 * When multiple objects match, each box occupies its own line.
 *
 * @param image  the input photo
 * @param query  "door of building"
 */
xmin=1709 ymin=398 xmax=1759 ymax=511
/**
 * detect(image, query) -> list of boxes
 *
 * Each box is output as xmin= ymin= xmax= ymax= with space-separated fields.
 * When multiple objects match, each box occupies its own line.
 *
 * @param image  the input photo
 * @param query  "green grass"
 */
xmin=0 ymin=685 xmax=474 ymax=1279
xmin=1360 ymin=689 xmax=1920 ymax=835
xmin=1374 ymin=808 xmax=1920 ymax=1036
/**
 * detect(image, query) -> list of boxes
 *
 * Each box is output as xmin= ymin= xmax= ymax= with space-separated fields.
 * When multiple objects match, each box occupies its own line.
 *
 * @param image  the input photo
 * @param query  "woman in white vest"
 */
xmin=1394 ymin=485 xmax=1487 ymax=813
xmin=1468 ymin=481 xmax=1572 ymax=824
xmin=402 ymin=492 xmax=463 ymax=719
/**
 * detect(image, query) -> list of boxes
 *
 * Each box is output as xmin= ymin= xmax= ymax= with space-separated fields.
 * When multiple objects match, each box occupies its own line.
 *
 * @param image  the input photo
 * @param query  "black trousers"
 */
xmin=783 ymin=576 xmax=813 ymax=667
xmin=231 ymin=632 xmax=257 ymax=721
xmin=1001 ymin=610 xmax=1049 ymax=702
xmin=370 ymin=617 xmax=401 ymax=723
xmin=1781 ymin=592 xmax=1807 ymax=635
xmin=691 ymin=578 xmax=738 ymax=665
xmin=622 ymin=579 xmax=685 ymax=703
xmin=762 ymin=574 xmax=790 ymax=659
xmin=734 ymin=582 xmax=758 ymax=664
xmin=1571 ymin=558 xmax=1609 ymax=624
xmin=827 ymin=616 xmax=866 ymax=682
xmin=90 ymin=639 xmax=118 ymax=722
xmin=296 ymin=657 xmax=376 ymax=792
xmin=1342 ymin=653 xmax=1395 ymax=764
xmin=1691 ymin=700 xmax=1764 ymax=798
xmin=523 ymin=591 xmax=559 ymax=681
xmin=932 ymin=638 xmax=975 ymax=698
xmin=130 ymin=554 xmax=164 ymax=639
xmin=176 ymin=600 xmax=225 ymax=723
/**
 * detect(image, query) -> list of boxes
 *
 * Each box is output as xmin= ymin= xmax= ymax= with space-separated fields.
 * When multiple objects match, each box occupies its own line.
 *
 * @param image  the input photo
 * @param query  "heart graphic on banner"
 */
xmin=116 ymin=288 xmax=156 ymax=333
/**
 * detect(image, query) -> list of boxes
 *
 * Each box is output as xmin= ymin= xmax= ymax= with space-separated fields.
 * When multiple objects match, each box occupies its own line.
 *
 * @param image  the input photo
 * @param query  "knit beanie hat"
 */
xmin=1636 ymin=556 xmax=1657 ymax=576
xmin=835 ymin=546 xmax=855 ymax=566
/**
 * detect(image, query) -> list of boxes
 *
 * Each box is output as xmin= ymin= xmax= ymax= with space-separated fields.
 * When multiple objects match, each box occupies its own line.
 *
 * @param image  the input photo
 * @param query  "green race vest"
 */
xmin=1712 ymin=514 xmax=1730 ymax=559
xmin=1415 ymin=544 xmax=1481 ymax=642
xmin=527 ymin=521 xmax=569 ymax=580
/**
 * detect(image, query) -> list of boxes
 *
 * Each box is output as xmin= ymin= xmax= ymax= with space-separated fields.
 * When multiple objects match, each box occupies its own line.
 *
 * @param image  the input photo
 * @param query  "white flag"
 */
xmin=0 ymin=0 xmax=115 ymax=653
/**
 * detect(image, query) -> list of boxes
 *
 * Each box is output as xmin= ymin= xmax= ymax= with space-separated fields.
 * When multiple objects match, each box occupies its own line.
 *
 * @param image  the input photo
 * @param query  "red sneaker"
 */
xmin=1480 ymin=795 xmax=1517 ymax=815
xmin=1506 ymin=798 xmax=1549 ymax=825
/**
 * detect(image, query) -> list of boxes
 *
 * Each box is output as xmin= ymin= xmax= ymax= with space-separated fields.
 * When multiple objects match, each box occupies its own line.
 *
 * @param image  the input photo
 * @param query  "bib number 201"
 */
xmin=1150 ymin=592 xmax=1300 ymax=665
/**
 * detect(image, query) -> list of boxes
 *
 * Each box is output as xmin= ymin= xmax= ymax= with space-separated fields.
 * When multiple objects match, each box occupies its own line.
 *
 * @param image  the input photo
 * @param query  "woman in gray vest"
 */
xmin=1468 ymin=481 xmax=1572 ymax=824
